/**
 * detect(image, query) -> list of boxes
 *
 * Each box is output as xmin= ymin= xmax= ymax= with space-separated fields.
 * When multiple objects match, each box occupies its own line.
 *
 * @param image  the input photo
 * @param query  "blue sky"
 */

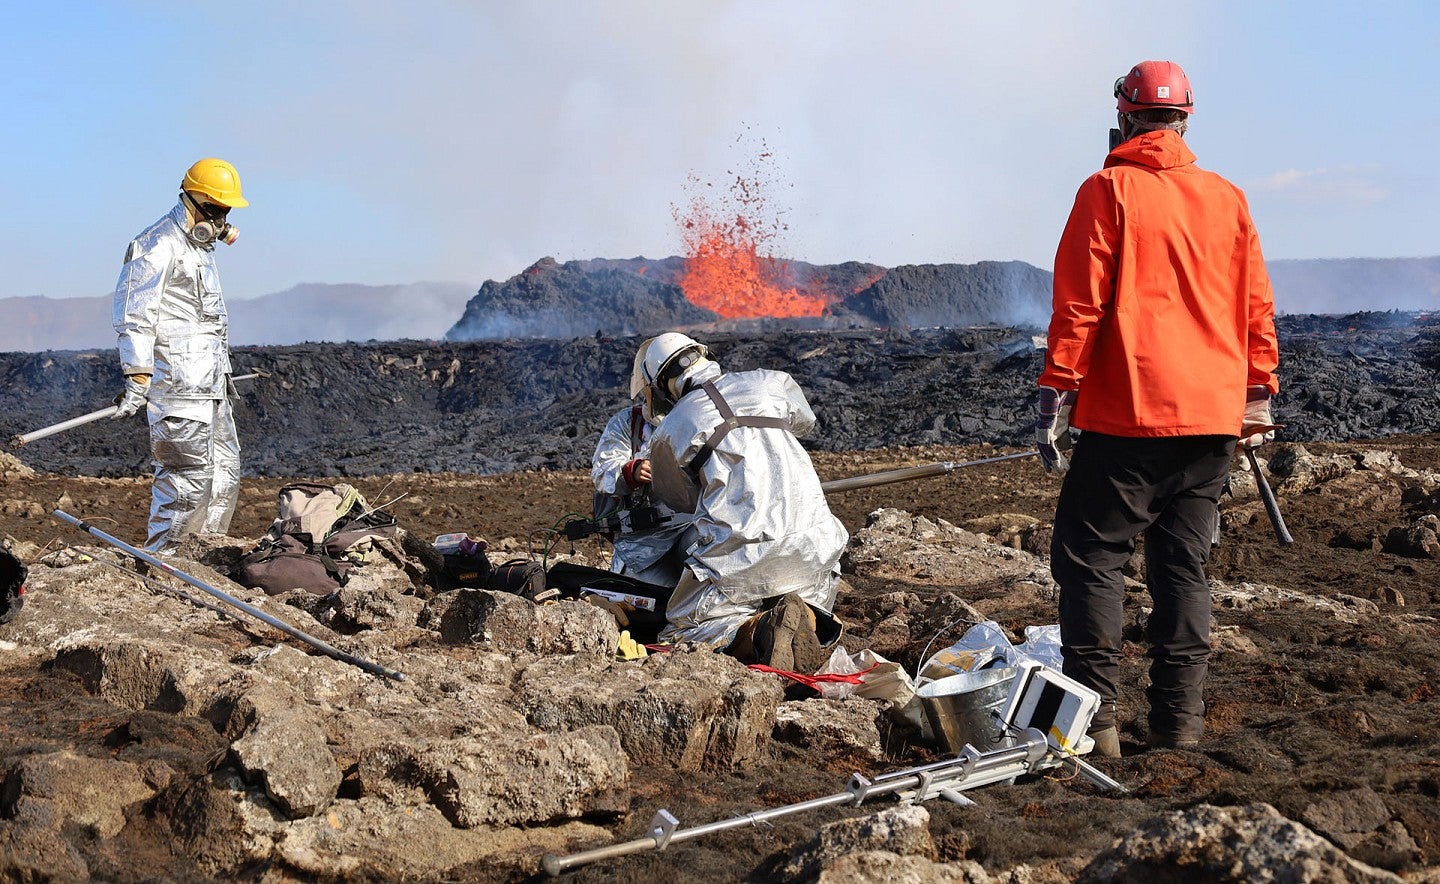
xmin=3 ymin=0 xmax=1436 ymax=311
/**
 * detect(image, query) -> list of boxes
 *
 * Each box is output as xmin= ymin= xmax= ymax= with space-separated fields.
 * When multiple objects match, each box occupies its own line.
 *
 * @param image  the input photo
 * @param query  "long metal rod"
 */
xmin=541 ymin=788 xmax=855 ymax=875
xmin=821 ymin=451 xmax=1037 ymax=494
xmin=10 ymin=406 xmax=119 ymax=448
xmin=11 ymin=371 xmax=269 ymax=448
xmin=542 ymin=732 xmax=1086 ymax=876
xmin=52 ymin=509 xmax=406 ymax=682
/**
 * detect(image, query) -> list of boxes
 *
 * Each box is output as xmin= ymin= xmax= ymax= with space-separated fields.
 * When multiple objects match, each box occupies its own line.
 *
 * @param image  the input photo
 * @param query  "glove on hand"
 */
xmin=112 ymin=374 xmax=151 ymax=419
xmin=582 ymin=593 xmax=634 ymax=628
xmin=1240 ymin=386 xmax=1275 ymax=449
xmin=1035 ymin=386 xmax=1077 ymax=476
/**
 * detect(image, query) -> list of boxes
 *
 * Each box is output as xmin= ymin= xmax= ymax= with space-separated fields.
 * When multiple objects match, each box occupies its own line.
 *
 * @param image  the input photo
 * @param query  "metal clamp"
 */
xmin=648 ymin=810 xmax=680 ymax=850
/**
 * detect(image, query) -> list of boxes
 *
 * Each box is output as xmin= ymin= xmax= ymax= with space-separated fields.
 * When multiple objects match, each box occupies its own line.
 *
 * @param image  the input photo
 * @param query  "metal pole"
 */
xmin=1245 ymin=447 xmax=1294 ymax=546
xmin=10 ymin=406 xmax=120 ymax=448
xmin=52 ymin=509 xmax=406 ymax=682
xmin=541 ymin=731 xmax=1096 ymax=876
xmin=11 ymin=371 xmax=270 ymax=448
xmin=821 ymin=451 xmax=1037 ymax=494
xmin=542 ymin=790 xmax=858 ymax=876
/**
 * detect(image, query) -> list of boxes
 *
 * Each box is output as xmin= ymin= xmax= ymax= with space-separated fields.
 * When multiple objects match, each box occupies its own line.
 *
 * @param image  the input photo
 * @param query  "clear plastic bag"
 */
xmin=919 ymin=620 xmax=1063 ymax=682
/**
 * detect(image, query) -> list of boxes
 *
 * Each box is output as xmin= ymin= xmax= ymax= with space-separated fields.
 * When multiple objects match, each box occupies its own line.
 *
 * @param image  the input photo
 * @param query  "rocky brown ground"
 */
xmin=2 ymin=429 xmax=1438 ymax=881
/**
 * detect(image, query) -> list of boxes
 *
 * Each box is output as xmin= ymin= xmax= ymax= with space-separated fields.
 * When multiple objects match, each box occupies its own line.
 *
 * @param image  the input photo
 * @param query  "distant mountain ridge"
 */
xmin=1266 ymin=257 xmax=1438 ymax=314
xmin=0 ymin=282 xmax=475 ymax=353
xmin=1 ymin=256 xmax=1433 ymax=353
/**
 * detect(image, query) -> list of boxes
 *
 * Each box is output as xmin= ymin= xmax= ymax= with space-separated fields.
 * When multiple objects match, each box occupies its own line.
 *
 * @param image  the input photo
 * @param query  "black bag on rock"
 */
xmin=441 ymin=550 xmax=492 ymax=589
xmin=0 ymin=548 xmax=26 ymax=625
xmin=486 ymin=559 xmax=554 ymax=603
xmin=543 ymin=562 xmax=673 ymax=644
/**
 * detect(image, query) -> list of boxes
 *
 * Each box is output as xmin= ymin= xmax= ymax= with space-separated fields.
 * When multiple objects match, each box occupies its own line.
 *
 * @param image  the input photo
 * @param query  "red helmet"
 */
xmin=1114 ymin=60 xmax=1194 ymax=114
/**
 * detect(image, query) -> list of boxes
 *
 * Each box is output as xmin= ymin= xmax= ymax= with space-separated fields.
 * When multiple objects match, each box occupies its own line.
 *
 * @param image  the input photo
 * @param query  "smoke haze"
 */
xmin=2 ymin=2 xmax=1435 ymax=316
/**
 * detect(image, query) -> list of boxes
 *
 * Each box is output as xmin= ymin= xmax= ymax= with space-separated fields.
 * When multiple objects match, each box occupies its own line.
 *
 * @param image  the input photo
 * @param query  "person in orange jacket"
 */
xmin=1036 ymin=60 xmax=1280 ymax=757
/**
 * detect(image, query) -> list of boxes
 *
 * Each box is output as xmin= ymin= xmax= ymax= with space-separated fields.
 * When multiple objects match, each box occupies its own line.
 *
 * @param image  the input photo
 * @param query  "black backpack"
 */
xmin=543 ymin=562 xmax=673 ymax=643
xmin=0 ymin=548 xmax=26 ymax=625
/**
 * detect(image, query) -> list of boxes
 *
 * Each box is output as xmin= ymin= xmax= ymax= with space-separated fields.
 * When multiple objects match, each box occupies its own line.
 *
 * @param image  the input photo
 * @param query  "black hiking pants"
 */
xmin=1052 ymin=431 xmax=1234 ymax=741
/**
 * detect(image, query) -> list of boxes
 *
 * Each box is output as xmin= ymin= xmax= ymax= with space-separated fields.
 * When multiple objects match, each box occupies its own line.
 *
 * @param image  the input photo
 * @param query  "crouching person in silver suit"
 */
xmin=112 ymin=158 xmax=248 ymax=554
xmin=639 ymin=333 xmax=848 ymax=673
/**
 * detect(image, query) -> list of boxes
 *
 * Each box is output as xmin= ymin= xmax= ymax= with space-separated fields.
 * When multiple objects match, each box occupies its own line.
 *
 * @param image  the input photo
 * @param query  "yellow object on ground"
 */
xmin=617 ymin=630 xmax=648 ymax=660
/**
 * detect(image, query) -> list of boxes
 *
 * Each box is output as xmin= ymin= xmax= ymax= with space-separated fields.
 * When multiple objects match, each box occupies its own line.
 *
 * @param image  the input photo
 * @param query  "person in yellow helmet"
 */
xmin=112 ymin=158 xmax=249 ymax=553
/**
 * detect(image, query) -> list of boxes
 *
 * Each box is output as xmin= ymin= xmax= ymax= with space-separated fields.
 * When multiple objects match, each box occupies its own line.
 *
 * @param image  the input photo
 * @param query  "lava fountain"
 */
xmin=673 ymin=150 xmax=830 ymax=319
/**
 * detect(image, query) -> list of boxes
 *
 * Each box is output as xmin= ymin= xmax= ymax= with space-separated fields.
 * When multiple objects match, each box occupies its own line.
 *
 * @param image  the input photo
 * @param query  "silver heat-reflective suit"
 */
xmin=648 ymin=366 xmax=848 ymax=645
xmin=114 ymin=202 xmax=240 ymax=553
xmin=591 ymin=406 xmax=697 ymax=588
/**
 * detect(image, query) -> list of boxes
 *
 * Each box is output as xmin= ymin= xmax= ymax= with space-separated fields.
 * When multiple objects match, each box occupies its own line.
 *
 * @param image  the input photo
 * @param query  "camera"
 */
xmin=627 ymin=505 xmax=668 ymax=532
xmin=562 ymin=505 xmax=670 ymax=541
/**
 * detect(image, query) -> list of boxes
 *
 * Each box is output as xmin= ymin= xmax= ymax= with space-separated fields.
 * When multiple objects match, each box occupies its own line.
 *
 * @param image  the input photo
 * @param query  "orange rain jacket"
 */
xmin=1040 ymin=129 xmax=1280 ymax=437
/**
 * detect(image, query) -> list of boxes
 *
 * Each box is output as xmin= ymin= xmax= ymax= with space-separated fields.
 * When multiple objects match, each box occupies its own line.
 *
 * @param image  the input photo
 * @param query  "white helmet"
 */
xmin=628 ymin=338 xmax=654 ymax=400
xmin=635 ymin=332 xmax=711 ymax=418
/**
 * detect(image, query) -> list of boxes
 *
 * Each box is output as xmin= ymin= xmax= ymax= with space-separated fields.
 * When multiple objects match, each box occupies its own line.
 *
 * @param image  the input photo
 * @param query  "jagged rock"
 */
xmin=1352 ymin=822 xmax=1424 ymax=871
xmin=866 ymin=611 xmax=913 ymax=658
xmin=1300 ymin=789 xmax=1422 ymax=871
xmin=334 ymin=561 xmax=419 ymax=609
xmin=0 ymin=450 xmax=36 ymax=480
xmin=51 ymin=638 xmax=236 ymax=715
xmin=356 ymin=725 xmax=627 ymax=828
xmin=227 ymin=682 xmax=342 ymax=819
xmin=781 ymin=804 xmax=936 ymax=881
xmin=2 ymin=750 xmax=156 ymax=838
xmin=310 ymin=582 xmax=421 ymax=633
xmin=964 ymin=512 xmax=1043 ymax=551
xmin=517 ymin=648 xmax=783 ymax=771
xmin=275 ymin=796 xmax=610 ymax=880
xmin=1383 ymin=514 xmax=1440 ymax=559
xmin=0 ymin=823 xmax=89 ymax=881
xmin=1211 ymin=625 xmax=1265 ymax=657
xmin=1265 ymin=443 xmax=1354 ymax=490
xmin=1077 ymin=803 xmax=1402 ymax=883
xmin=161 ymin=770 xmax=288 ymax=874
xmin=844 ymin=508 xmax=1054 ymax=594
xmin=774 ymin=698 xmax=886 ymax=762
xmin=418 ymin=588 xmax=618 ymax=656
xmin=1211 ymin=580 xmax=1382 ymax=625
xmin=5 ymin=316 xmax=1438 ymax=478
xmin=817 ymin=851 xmax=993 ymax=883
xmin=1302 ymin=787 xmax=1392 ymax=849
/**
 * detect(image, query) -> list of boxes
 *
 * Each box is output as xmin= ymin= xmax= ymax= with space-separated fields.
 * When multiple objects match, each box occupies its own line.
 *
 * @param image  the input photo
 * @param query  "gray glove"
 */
xmin=1035 ymin=386 xmax=1077 ymax=476
xmin=112 ymin=374 xmax=150 ymax=419
xmin=1240 ymin=385 xmax=1274 ymax=448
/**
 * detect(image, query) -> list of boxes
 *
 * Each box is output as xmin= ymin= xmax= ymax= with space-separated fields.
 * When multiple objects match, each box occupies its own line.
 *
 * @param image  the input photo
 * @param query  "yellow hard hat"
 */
xmin=181 ymin=158 xmax=249 ymax=208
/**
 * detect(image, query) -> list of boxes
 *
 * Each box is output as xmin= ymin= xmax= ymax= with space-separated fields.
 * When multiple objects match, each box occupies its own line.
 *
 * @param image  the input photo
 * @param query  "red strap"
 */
xmin=747 ymin=662 xmax=879 ymax=689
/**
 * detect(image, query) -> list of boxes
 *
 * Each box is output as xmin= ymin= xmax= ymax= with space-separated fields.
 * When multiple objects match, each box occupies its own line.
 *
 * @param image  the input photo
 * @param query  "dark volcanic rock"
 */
xmin=3 ymin=314 xmax=1437 ymax=479
xmin=445 ymin=255 xmax=1044 ymax=341
xmin=446 ymin=256 xmax=716 ymax=340
xmin=834 ymin=260 xmax=1052 ymax=329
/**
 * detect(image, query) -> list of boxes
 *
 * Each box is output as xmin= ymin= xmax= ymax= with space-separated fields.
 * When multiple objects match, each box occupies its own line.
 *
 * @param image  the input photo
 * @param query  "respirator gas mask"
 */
xmin=183 ymin=193 xmax=239 ymax=246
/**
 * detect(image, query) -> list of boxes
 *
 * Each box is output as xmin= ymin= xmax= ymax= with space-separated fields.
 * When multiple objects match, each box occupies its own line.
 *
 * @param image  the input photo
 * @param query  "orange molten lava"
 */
xmin=673 ymin=156 xmax=827 ymax=319
xmin=678 ymin=220 xmax=825 ymax=319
